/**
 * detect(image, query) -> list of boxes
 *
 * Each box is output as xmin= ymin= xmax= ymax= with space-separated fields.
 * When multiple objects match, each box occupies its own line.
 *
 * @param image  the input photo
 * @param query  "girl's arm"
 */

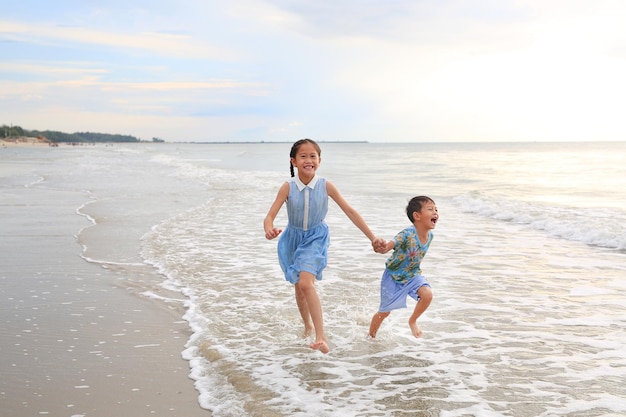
xmin=264 ymin=182 xmax=289 ymax=240
xmin=326 ymin=180 xmax=378 ymax=243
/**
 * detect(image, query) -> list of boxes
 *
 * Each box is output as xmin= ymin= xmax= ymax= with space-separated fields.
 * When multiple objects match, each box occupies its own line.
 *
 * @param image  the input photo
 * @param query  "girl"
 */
xmin=264 ymin=139 xmax=381 ymax=354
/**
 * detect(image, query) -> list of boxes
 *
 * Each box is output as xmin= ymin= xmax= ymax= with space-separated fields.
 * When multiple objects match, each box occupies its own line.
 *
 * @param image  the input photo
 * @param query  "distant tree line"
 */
xmin=2 ymin=125 xmax=26 ymax=137
xmin=2 ymin=124 xmax=141 ymax=143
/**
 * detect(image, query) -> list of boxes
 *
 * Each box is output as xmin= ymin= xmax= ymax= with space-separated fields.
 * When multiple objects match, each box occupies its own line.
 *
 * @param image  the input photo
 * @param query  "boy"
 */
xmin=370 ymin=196 xmax=438 ymax=338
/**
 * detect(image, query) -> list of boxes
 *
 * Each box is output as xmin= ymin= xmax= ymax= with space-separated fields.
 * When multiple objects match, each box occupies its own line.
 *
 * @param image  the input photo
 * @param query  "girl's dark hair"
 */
xmin=289 ymin=138 xmax=321 ymax=177
xmin=406 ymin=196 xmax=435 ymax=222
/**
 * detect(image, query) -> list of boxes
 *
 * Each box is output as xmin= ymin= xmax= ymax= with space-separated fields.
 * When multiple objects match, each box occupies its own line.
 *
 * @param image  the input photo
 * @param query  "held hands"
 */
xmin=371 ymin=237 xmax=388 ymax=254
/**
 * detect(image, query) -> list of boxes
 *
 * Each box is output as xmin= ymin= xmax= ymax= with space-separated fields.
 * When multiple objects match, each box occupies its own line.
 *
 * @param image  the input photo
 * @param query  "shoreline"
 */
xmin=1 ymin=137 xmax=53 ymax=147
xmin=0 ymin=147 xmax=211 ymax=416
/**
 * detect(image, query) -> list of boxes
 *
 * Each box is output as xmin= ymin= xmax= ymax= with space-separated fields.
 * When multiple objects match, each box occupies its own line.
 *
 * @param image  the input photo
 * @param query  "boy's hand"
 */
xmin=372 ymin=238 xmax=387 ymax=253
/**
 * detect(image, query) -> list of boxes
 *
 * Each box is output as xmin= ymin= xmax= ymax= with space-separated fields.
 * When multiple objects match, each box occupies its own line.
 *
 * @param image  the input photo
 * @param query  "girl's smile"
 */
xmin=291 ymin=142 xmax=321 ymax=181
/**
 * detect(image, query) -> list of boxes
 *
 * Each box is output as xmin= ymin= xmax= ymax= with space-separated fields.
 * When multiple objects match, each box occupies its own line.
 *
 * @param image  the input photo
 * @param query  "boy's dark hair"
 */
xmin=406 ymin=196 xmax=435 ymax=222
xmin=289 ymin=138 xmax=321 ymax=177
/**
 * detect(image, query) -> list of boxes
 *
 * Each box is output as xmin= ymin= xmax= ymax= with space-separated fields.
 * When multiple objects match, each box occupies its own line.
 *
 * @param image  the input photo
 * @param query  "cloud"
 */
xmin=0 ymin=20 xmax=232 ymax=59
xmin=2 ymin=0 xmax=626 ymax=142
xmin=250 ymin=0 xmax=531 ymax=42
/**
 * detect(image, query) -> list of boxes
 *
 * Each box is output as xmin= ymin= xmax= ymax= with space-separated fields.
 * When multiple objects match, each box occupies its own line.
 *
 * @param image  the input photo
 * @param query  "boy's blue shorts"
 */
xmin=378 ymin=269 xmax=430 ymax=312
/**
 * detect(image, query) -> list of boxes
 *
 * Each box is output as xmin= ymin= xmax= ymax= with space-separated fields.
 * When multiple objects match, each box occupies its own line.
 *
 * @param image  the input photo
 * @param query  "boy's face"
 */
xmin=413 ymin=201 xmax=438 ymax=230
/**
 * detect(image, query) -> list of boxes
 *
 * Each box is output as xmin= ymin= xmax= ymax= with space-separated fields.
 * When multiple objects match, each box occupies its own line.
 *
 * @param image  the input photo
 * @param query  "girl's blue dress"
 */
xmin=277 ymin=175 xmax=330 ymax=284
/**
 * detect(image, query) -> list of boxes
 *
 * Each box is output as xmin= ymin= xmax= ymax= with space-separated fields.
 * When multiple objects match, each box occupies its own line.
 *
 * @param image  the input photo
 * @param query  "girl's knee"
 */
xmin=296 ymin=272 xmax=316 ymax=292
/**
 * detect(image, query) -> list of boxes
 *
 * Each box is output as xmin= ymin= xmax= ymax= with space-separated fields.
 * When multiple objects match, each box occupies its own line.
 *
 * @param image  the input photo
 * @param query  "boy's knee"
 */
xmin=419 ymin=286 xmax=433 ymax=302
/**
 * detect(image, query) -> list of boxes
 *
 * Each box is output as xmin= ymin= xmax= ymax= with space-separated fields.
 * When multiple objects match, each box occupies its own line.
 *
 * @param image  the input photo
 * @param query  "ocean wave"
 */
xmin=453 ymin=191 xmax=626 ymax=251
xmin=151 ymin=152 xmax=283 ymax=192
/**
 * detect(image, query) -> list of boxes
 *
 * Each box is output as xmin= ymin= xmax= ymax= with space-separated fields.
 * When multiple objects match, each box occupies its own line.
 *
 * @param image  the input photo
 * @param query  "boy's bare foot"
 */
xmin=310 ymin=340 xmax=330 ymax=354
xmin=409 ymin=321 xmax=423 ymax=338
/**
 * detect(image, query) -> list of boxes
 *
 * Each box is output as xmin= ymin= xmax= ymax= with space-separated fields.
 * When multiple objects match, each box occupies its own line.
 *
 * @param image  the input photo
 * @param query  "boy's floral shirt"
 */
xmin=385 ymin=227 xmax=433 ymax=284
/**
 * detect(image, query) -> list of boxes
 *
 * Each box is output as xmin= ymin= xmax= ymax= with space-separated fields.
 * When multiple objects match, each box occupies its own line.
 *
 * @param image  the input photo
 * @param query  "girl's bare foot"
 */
xmin=310 ymin=340 xmax=330 ymax=354
xmin=409 ymin=321 xmax=423 ymax=338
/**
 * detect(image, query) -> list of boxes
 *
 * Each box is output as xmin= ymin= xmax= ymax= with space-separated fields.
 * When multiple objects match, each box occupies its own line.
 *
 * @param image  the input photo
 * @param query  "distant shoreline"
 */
xmin=184 ymin=140 xmax=370 ymax=144
xmin=1 ymin=137 xmax=53 ymax=147
xmin=1 ymin=138 xmax=369 ymax=148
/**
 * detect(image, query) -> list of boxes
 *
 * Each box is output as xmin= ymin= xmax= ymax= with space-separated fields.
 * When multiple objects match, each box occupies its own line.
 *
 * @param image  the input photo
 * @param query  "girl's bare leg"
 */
xmin=408 ymin=286 xmax=433 ymax=338
xmin=294 ymin=284 xmax=314 ymax=338
xmin=296 ymin=272 xmax=329 ymax=353
xmin=369 ymin=311 xmax=391 ymax=338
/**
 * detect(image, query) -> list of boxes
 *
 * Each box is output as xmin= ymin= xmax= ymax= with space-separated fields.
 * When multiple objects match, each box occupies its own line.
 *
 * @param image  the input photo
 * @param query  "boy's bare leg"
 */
xmin=297 ymin=272 xmax=329 ymax=353
xmin=368 ymin=311 xmax=390 ymax=338
xmin=294 ymin=284 xmax=314 ymax=338
xmin=408 ymin=286 xmax=433 ymax=338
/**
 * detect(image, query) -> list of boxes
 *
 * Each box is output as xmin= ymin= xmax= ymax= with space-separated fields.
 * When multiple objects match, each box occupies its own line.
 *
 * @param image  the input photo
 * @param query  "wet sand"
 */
xmin=0 ymin=144 xmax=210 ymax=416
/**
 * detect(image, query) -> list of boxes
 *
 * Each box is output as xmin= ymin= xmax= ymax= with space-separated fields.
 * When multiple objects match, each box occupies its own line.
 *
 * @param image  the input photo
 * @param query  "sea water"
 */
xmin=8 ymin=141 xmax=626 ymax=416
xmin=139 ymin=141 xmax=626 ymax=417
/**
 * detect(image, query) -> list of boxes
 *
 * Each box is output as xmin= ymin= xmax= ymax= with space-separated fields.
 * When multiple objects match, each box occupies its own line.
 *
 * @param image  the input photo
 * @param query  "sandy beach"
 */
xmin=0 ymin=143 xmax=210 ymax=417
xmin=1 ymin=137 xmax=53 ymax=147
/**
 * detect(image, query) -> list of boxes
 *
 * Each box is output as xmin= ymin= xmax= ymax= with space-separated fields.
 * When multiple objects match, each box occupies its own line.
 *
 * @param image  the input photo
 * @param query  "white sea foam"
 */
xmin=137 ymin=142 xmax=626 ymax=416
xmin=453 ymin=191 xmax=626 ymax=250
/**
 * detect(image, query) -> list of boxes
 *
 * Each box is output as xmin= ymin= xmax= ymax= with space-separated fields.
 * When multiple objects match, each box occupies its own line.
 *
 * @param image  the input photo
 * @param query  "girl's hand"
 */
xmin=372 ymin=237 xmax=387 ymax=253
xmin=265 ymin=227 xmax=282 ymax=240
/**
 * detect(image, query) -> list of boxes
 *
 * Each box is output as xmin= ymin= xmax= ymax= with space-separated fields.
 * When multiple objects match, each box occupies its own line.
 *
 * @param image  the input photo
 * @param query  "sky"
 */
xmin=1 ymin=0 xmax=626 ymax=143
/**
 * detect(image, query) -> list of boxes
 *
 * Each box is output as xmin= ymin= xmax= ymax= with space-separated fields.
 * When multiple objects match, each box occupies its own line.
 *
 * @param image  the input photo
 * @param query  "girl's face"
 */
xmin=291 ymin=142 xmax=321 ymax=180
